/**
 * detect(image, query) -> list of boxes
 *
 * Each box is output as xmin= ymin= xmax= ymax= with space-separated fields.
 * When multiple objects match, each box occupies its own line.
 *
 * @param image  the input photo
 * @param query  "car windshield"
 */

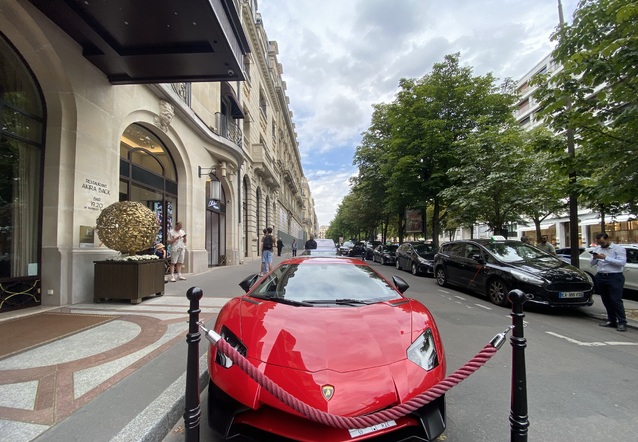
xmin=483 ymin=242 xmax=559 ymax=263
xmin=384 ymin=245 xmax=399 ymax=252
xmin=249 ymin=260 xmax=402 ymax=304
xmin=341 ymin=241 xmax=354 ymax=248
xmin=315 ymin=239 xmax=336 ymax=250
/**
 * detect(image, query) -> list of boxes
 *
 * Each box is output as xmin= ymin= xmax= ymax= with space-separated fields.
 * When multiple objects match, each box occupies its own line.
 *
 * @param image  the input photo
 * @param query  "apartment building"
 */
xmin=439 ymin=53 xmax=637 ymax=246
xmin=0 ymin=0 xmax=316 ymax=313
xmin=513 ymin=54 xmax=637 ymax=248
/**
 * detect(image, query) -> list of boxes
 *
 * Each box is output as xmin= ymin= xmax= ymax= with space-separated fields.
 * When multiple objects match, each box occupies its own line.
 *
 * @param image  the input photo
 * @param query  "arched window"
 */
xmin=119 ymin=124 xmax=177 ymax=246
xmin=0 ymin=32 xmax=45 ymax=311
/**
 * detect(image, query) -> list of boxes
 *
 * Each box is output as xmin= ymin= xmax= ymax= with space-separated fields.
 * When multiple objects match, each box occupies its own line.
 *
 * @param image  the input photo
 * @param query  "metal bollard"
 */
xmin=508 ymin=289 xmax=529 ymax=442
xmin=185 ymin=287 xmax=203 ymax=442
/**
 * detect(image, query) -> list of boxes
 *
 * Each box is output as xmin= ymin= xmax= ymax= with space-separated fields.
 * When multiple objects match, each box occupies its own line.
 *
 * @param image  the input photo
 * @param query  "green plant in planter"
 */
xmin=95 ymin=201 xmax=159 ymax=257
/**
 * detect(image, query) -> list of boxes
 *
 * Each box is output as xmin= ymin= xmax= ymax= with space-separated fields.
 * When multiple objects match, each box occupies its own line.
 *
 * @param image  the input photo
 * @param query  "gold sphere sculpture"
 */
xmin=95 ymin=201 xmax=159 ymax=256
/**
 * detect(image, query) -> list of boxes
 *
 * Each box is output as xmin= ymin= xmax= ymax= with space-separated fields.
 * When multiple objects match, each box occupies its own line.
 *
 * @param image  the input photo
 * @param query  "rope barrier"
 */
xmin=200 ymin=322 xmax=511 ymax=430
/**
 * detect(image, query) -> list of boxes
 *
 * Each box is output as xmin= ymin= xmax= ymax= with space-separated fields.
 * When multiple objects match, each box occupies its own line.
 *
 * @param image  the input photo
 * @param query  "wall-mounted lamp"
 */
xmin=198 ymin=166 xmax=221 ymax=201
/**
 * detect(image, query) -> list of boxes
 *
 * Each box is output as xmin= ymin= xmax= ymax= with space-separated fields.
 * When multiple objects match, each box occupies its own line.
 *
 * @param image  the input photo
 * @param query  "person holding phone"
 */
xmin=168 ymin=221 xmax=187 ymax=282
xmin=590 ymin=232 xmax=627 ymax=331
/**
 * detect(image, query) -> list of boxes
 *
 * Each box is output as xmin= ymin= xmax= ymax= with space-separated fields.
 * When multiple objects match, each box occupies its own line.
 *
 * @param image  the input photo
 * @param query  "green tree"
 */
xmin=533 ymin=0 xmax=638 ymax=213
xmin=386 ymin=53 xmax=517 ymax=245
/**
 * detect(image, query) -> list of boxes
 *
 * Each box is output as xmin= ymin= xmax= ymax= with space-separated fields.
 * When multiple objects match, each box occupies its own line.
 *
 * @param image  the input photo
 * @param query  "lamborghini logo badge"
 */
xmin=321 ymin=385 xmax=335 ymax=401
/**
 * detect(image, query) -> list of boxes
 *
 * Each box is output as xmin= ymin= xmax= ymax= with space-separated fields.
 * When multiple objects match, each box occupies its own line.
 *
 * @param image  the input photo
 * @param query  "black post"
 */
xmin=185 ymin=287 xmax=203 ymax=442
xmin=508 ymin=289 xmax=529 ymax=441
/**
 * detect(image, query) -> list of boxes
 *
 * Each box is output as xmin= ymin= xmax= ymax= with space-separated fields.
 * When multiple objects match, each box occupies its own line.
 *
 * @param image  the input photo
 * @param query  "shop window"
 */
xmin=0 ymin=33 xmax=44 ymax=280
xmin=120 ymin=124 xmax=177 ymax=245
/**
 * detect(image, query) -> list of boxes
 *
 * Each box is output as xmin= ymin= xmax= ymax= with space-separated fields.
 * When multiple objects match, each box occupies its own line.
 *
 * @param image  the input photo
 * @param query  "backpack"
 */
xmin=263 ymin=234 xmax=273 ymax=251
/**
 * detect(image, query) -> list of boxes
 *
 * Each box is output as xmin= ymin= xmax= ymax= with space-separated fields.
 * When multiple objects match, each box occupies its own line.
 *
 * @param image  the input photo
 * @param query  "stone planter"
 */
xmin=94 ymin=259 xmax=165 ymax=304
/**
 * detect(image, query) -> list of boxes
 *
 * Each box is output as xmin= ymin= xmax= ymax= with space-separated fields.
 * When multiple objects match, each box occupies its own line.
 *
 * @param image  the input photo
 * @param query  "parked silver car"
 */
xmin=578 ymin=244 xmax=638 ymax=292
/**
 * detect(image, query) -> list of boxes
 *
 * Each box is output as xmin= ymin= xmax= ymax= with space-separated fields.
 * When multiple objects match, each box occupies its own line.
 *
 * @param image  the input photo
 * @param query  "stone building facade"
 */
xmin=0 ymin=0 xmax=316 ymax=312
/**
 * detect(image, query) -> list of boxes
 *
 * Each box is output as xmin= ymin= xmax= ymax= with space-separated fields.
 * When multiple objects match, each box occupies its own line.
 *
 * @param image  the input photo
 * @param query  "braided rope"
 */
xmin=215 ymin=338 xmax=498 ymax=430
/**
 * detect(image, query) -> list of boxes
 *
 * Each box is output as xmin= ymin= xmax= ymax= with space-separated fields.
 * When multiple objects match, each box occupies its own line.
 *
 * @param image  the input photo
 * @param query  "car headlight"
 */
xmin=215 ymin=326 xmax=247 ymax=369
xmin=418 ymin=257 xmax=432 ymax=265
xmin=510 ymin=269 xmax=544 ymax=285
xmin=407 ymin=328 xmax=439 ymax=371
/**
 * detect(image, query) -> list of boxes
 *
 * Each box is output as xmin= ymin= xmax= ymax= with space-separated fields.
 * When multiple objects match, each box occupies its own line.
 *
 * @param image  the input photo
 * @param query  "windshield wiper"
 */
xmin=306 ymin=298 xmax=372 ymax=305
xmin=258 ymin=295 xmax=314 ymax=307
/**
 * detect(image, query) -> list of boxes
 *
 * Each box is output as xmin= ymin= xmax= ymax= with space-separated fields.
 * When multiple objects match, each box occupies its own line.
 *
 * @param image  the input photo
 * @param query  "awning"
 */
xmin=27 ymin=0 xmax=250 ymax=84
xmin=539 ymin=222 xmax=556 ymax=229
xmin=580 ymin=217 xmax=601 ymax=226
xmin=221 ymin=82 xmax=245 ymax=119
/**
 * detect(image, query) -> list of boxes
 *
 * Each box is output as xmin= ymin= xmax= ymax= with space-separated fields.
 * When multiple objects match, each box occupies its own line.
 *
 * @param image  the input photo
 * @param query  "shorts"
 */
xmin=170 ymin=247 xmax=185 ymax=264
xmin=262 ymin=250 xmax=273 ymax=264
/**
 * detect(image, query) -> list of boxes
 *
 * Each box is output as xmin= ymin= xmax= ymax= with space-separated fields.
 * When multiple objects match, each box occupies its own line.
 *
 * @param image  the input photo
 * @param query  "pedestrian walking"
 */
xmin=260 ymin=227 xmax=274 ymax=276
xmin=291 ymin=239 xmax=297 ymax=257
xmin=277 ymin=238 xmax=284 ymax=256
xmin=167 ymin=221 xmax=187 ymax=281
xmin=591 ymin=232 xmax=628 ymax=331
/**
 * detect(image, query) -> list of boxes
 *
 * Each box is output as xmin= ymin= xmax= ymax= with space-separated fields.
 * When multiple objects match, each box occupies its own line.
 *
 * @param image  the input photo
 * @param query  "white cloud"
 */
xmin=259 ymin=0 xmax=580 ymax=226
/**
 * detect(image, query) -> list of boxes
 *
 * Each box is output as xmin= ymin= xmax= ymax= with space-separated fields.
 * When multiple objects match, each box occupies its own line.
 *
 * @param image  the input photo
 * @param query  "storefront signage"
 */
xmin=207 ymin=198 xmax=225 ymax=213
xmin=80 ymin=178 xmax=111 ymax=211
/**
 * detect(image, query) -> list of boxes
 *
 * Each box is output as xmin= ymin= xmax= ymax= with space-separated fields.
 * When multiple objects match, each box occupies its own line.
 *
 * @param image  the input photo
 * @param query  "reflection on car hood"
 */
xmin=509 ymin=261 xmax=589 ymax=281
xmin=240 ymin=301 xmax=414 ymax=372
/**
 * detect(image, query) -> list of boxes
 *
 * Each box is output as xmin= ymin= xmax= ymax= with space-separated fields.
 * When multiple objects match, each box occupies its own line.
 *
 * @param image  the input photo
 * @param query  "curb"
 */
xmin=112 ymin=354 xmax=209 ymax=442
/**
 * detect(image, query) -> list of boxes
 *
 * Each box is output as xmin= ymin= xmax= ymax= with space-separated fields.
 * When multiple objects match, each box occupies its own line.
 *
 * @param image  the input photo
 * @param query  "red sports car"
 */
xmin=207 ymin=256 xmax=446 ymax=441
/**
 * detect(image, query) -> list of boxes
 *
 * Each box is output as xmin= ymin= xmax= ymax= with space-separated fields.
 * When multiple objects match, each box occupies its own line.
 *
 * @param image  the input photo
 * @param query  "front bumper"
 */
xmin=209 ymin=381 xmax=446 ymax=442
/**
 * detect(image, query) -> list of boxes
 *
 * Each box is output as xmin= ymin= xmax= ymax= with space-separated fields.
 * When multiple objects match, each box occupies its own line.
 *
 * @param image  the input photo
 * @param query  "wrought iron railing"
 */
xmin=215 ymin=113 xmax=242 ymax=146
xmin=171 ymin=82 xmax=191 ymax=106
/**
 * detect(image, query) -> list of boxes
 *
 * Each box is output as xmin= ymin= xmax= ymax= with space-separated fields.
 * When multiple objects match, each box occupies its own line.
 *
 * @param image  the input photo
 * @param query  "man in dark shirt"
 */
xmin=304 ymin=234 xmax=317 ymax=250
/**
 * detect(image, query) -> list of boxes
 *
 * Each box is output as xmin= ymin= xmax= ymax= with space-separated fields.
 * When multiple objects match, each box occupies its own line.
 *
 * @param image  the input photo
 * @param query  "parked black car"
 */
xmin=433 ymin=239 xmax=594 ymax=307
xmin=365 ymin=241 xmax=382 ymax=260
xmin=395 ymin=242 xmax=437 ymax=276
xmin=348 ymin=241 xmax=367 ymax=258
xmin=372 ymin=244 xmax=399 ymax=265
xmin=339 ymin=241 xmax=355 ymax=256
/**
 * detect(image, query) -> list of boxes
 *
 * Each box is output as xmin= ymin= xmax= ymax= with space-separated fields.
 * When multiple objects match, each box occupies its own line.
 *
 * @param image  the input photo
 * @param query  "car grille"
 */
xmin=546 ymin=282 xmax=592 ymax=293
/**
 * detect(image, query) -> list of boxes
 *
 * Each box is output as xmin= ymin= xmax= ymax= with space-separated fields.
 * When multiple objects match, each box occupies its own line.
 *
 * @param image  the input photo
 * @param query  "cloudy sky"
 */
xmin=258 ymin=0 xmax=580 ymax=227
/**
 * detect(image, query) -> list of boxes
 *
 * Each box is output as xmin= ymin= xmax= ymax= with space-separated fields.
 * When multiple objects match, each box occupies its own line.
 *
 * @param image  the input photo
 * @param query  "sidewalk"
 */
xmin=1 ymin=258 xmax=636 ymax=442
xmin=0 ymin=257 xmax=268 ymax=442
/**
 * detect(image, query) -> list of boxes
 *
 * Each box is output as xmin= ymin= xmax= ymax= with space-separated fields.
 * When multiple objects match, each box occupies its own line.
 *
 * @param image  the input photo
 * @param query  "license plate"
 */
xmin=559 ymin=291 xmax=583 ymax=298
xmin=348 ymin=420 xmax=397 ymax=438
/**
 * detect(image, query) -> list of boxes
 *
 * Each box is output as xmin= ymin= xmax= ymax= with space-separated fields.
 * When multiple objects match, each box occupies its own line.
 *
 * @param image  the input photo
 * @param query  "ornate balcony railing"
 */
xmin=215 ymin=113 xmax=242 ymax=146
xmin=171 ymin=82 xmax=191 ymax=106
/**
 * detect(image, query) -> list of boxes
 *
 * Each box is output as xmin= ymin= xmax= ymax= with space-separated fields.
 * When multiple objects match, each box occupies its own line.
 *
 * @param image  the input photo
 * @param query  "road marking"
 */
xmin=454 ymin=295 xmax=466 ymax=301
xmin=475 ymin=304 xmax=491 ymax=310
xmin=546 ymin=331 xmax=638 ymax=346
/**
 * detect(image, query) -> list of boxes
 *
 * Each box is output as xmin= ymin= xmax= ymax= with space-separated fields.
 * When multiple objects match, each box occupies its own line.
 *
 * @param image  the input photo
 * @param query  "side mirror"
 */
xmin=239 ymin=274 xmax=260 ymax=293
xmin=392 ymin=275 xmax=410 ymax=294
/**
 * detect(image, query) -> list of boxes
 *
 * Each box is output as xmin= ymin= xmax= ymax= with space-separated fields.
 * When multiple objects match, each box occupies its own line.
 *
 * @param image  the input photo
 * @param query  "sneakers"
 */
xmin=258 ymin=273 xmax=264 ymax=277
xmin=169 ymin=277 xmax=176 ymax=282
xmin=178 ymin=275 xmax=187 ymax=280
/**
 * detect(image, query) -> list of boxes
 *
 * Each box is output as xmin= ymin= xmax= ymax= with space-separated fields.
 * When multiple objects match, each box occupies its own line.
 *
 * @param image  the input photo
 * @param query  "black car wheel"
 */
xmin=488 ymin=278 xmax=510 ymax=306
xmin=435 ymin=266 xmax=447 ymax=286
xmin=396 ymin=259 xmax=401 ymax=270
xmin=411 ymin=262 xmax=419 ymax=276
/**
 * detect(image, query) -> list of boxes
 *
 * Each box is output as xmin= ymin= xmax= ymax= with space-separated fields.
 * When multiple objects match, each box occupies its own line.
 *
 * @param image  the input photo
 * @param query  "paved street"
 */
xmin=164 ymin=258 xmax=638 ymax=442
xmin=2 ymin=255 xmax=637 ymax=442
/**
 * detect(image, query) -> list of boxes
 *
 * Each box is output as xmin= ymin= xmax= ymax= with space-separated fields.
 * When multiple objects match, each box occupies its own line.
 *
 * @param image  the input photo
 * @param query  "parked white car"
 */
xmin=578 ymin=244 xmax=638 ymax=292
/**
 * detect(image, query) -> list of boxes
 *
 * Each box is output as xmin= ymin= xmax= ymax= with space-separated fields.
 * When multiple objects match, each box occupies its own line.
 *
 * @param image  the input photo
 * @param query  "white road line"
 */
xmin=454 ymin=295 xmax=466 ymax=301
xmin=475 ymin=304 xmax=492 ymax=310
xmin=546 ymin=331 xmax=638 ymax=346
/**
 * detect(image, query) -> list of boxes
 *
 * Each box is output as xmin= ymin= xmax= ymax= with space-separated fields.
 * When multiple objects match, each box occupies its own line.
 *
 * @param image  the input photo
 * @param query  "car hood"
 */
xmin=234 ymin=299 xmax=443 ymax=414
xmin=239 ymin=301 xmax=414 ymax=372
xmin=508 ymin=261 xmax=589 ymax=282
